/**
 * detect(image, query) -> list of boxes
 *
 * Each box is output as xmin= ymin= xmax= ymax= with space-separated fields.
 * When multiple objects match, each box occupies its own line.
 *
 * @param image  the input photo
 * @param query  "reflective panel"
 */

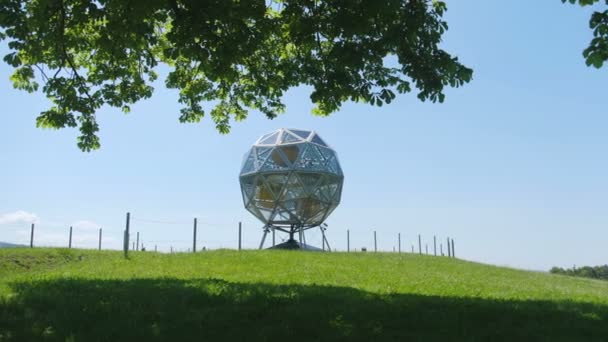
xmin=259 ymin=132 xmax=279 ymax=145
xmin=240 ymin=151 xmax=256 ymax=175
xmin=295 ymin=144 xmax=326 ymax=171
xmin=289 ymin=129 xmax=311 ymax=140
xmin=255 ymin=147 xmax=273 ymax=168
xmin=280 ymin=131 xmax=302 ymax=144
xmin=279 ymin=145 xmax=300 ymax=165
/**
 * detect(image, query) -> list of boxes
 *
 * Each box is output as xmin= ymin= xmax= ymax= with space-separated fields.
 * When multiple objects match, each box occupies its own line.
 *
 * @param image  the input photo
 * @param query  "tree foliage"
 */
xmin=0 ymin=0 xmax=472 ymax=151
xmin=563 ymin=0 xmax=608 ymax=68
xmin=550 ymin=264 xmax=608 ymax=281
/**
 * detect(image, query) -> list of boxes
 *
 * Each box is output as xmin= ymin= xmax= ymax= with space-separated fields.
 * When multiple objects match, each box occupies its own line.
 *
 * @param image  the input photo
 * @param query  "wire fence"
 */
xmin=0 ymin=212 xmax=457 ymax=258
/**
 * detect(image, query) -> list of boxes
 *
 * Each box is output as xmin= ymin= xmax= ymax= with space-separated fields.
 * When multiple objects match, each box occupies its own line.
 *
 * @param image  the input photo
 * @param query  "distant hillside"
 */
xmin=0 ymin=241 xmax=25 ymax=248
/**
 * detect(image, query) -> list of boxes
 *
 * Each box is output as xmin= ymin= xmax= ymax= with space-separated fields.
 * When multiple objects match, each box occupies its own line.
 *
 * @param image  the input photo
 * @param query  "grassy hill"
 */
xmin=1 ymin=248 xmax=607 ymax=341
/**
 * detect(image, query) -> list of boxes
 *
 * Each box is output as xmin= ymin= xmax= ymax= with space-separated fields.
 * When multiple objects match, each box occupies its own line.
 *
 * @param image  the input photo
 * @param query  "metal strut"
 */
xmin=259 ymin=226 xmax=271 ymax=249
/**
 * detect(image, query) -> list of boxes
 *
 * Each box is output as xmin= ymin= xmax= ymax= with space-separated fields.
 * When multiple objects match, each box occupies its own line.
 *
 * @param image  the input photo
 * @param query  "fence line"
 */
xmin=1 ymin=212 xmax=458 ymax=258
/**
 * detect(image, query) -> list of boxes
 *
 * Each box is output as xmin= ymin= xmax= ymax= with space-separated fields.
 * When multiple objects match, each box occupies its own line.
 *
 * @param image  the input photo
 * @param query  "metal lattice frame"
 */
xmin=239 ymin=129 xmax=344 ymax=245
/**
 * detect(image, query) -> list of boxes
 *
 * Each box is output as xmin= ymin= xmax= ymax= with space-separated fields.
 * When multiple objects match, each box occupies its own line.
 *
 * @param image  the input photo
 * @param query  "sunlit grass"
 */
xmin=1 ymin=248 xmax=607 ymax=341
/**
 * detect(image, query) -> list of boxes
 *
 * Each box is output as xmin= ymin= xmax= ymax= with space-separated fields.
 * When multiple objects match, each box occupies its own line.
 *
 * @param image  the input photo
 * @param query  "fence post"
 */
xmin=447 ymin=237 xmax=451 ymax=257
xmin=418 ymin=234 xmax=422 ymax=255
xmin=193 ymin=218 xmax=197 ymax=253
xmin=98 ymin=228 xmax=102 ymax=250
xmin=123 ymin=212 xmax=130 ymax=258
xmin=347 ymin=229 xmax=350 ymax=252
xmin=398 ymin=233 xmax=401 ymax=253
xmin=68 ymin=226 xmax=73 ymax=249
xmin=433 ymin=235 xmax=437 ymax=256
xmin=30 ymin=223 xmax=34 ymax=248
xmin=451 ymin=239 xmax=455 ymax=258
xmin=374 ymin=231 xmax=377 ymax=252
xmin=136 ymin=232 xmax=140 ymax=251
xmin=238 ymin=222 xmax=242 ymax=250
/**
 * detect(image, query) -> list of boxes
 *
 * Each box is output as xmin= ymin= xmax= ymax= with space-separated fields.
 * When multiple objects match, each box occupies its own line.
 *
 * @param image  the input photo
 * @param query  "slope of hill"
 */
xmin=1 ymin=248 xmax=607 ymax=341
xmin=0 ymin=241 xmax=24 ymax=248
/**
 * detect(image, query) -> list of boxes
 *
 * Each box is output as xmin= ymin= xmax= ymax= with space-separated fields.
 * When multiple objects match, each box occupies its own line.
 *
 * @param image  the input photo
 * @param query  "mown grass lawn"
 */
xmin=1 ymin=248 xmax=607 ymax=341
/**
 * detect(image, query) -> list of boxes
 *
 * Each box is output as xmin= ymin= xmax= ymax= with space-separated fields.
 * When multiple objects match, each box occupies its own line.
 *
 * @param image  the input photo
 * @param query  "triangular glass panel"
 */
xmin=254 ymin=177 xmax=276 ymax=210
xmin=298 ymin=173 xmax=323 ymax=195
xmin=240 ymin=150 xmax=256 ymax=175
xmin=317 ymin=146 xmax=334 ymax=163
xmin=258 ymin=208 xmax=274 ymax=221
xmin=246 ymin=203 xmax=265 ymax=223
xmin=324 ymin=155 xmax=341 ymax=175
xmin=262 ymin=173 xmax=289 ymax=199
xmin=255 ymin=147 xmax=273 ymax=169
xmin=274 ymin=206 xmax=296 ymax=223
xmin=312 ymin=185 xmax=330 ymax=202
xmin=257 ymin=132 xmax=272 ymax=144
xmin=295 ymin=143 xmax=326 ymax=170
xmin=272 ymin=148 xmax=291 ymax=168
xmin=280 ymin=131 xmax=302 ymax=144
xmin=289 ymin=129 xmax=311 ymax=140
xmin=326 ymin=183 xmax=339 ymax=201
xmin=240 ymin=175 xmax=256 ymax=205
xmin=261 ymin=148 xmax=290 ymax=171
xmin=259 ymin=132 xmax=279 ymax=145
xmin=279 ymin=145 xmax=301 ymax=166
xmin=280 ymin=173 xmax=305 ymax=201
xmin=311 ymin=133 xmax=327 ymax=147
xmin=307 ymin=208 xmax=327 ymax=225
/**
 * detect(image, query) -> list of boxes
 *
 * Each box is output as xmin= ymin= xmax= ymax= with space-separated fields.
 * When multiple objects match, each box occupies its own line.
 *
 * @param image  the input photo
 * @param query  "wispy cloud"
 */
xmin=0 ymin=210 xmax=39 ymax=225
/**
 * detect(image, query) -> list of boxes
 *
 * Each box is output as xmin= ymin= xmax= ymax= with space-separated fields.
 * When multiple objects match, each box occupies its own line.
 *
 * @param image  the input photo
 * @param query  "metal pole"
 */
xmin=30 ymin=223 xmax=34 ymax=248
xmin=398 ymin=233 xmax=401 ymax=253
xmin=425 ymin=244 xmax=428 ymax=255
xmin=374 ymin=231 xmax=377 ymax=252
xmin=136 ymin=232 xmax=140 ymax=251
xmin=272 ymin=228 xmax=275 ymax=246
xmin=238 ymin=222 xmax=242 ymax=250
xmin=433 ymin=235 xmax=437 ymax=256
xmin=440 ymin=244 xmax=443 ymax=256
xmin=154 ymin=245 xmax=157 ymax=252
xmin=68 ymin=226 xmax=73 ymax=249
xmin=447 ymin=237 xmax=451 ymax=257
xmin=347 ymin=229 xmax=350 ymax=252
xmin=418 ymin=234 xmax=422 ymax=255
xmin=322 ymin=231 xmax=332 ymax=252
xmin=193 ymin=218 xmax=197 ymax=253
xmin=321 ymin=228 xmax=326 ymax=251
xmin=98 ymin=228 xmax=102 ymax=250
xmin=451 ymin=239 xmax=455 ymax=258
xmin=124 ymin=212 xmax=130 ymax=258
xmin=259 ymin=227 xmax=268 ymax=249
xmin=411 ymin=245 xmax=414 ymax=253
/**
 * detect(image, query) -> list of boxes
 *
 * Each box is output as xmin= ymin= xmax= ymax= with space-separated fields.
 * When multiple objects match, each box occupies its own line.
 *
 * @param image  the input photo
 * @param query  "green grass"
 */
xmin=1 ymin=248 xmax=607 ymax=341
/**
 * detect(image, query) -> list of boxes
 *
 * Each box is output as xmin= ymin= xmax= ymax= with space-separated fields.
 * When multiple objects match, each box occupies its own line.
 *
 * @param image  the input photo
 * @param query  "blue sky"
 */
xmin=1 ymin=0 xmax=607 ymax=270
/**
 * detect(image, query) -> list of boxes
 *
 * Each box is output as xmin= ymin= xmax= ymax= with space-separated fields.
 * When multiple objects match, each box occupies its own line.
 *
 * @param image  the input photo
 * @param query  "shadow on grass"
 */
xmin=1 ymin=278 xmax=607 ymax=341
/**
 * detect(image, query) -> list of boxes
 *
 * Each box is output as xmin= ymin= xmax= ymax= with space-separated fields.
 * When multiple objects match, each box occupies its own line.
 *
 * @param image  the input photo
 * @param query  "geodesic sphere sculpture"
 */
xmin=239 ymin=128 xmax=344 ymax=227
